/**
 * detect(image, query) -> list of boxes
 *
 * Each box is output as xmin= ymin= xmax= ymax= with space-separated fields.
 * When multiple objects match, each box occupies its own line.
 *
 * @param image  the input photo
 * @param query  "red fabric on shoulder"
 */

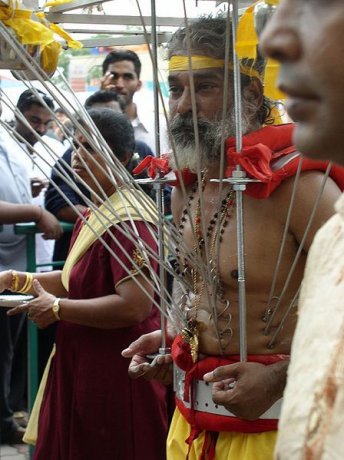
xmin=133 ymin=124 xmax=344 ymax=196
xmin=225 ymin=124 xmax=344 ymax=198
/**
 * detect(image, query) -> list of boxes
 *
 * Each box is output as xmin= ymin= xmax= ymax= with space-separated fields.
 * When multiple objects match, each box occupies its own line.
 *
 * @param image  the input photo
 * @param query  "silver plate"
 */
xmin=0 ymin=294 xmax=33 ymax=307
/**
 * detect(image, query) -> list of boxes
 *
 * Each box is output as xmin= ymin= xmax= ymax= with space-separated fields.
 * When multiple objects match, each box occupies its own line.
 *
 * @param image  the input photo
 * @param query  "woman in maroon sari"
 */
xmin=1 ymin=108 xmax=168 ymax=459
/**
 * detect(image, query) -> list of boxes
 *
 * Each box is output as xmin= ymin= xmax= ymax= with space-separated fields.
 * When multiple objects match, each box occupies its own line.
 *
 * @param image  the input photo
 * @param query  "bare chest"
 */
xmin=176 ymin=189 xmax=301 ymax=292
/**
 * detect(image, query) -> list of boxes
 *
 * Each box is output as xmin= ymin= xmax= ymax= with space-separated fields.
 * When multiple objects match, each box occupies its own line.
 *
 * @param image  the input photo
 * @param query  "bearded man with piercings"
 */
xmin=122 ymin=14 xmax=344 ymax=460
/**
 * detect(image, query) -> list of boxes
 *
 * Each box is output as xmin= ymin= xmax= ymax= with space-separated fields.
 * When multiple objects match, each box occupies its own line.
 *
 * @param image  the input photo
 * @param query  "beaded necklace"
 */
xmin=176 ymin=172 xmax=235 ymax=362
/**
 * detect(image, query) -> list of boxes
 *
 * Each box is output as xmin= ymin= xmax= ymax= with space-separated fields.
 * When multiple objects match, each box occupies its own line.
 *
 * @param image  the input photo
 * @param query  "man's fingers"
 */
xmin=203 ymin=364 xmax=238 ymax=382
xmin=128 ymin=363 xmax=153 ymax=379
xmin=122 ymin=332 xmax=160 ymax=357
xmin=151 ymin=354 xmax=173 ymax=366
xmin=122 ymin=339 xmax=145 ymax=357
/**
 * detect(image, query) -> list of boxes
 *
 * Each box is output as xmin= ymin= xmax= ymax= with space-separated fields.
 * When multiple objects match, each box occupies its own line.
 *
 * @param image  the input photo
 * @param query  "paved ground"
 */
xmin=0 ymin=444 xmax=29 ymax=460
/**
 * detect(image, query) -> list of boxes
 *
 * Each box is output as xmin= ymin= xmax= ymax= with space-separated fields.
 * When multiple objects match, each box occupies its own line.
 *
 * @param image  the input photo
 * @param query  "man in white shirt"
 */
xmin=15 ymin=89 xmax=64 ymax=270
xmin=0 ymin=122 xmax=61 ymax=445
xmin=261 ymin=1 xmax=344 ymax=458
xmin=100 ymin=49 xmax=168 ymax=155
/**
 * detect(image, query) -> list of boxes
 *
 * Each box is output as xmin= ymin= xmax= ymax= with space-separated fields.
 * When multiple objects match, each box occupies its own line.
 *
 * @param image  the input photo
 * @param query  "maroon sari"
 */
xmin=33 ymin=220 xmax=168 ymax=460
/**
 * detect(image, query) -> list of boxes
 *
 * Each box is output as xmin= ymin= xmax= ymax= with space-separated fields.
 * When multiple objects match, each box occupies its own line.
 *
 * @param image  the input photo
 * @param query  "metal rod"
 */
xmin=232 ymin=0 xmax=247 ymax=362
xmin=150 ymin=0 xmax=169 ymax=353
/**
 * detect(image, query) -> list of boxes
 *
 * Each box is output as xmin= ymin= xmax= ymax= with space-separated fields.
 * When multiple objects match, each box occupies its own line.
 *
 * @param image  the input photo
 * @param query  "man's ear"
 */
xmin=242 ymin=78 xmax=264 ymax=111
xmin=136 ymin=80 xmax=143 ymax=92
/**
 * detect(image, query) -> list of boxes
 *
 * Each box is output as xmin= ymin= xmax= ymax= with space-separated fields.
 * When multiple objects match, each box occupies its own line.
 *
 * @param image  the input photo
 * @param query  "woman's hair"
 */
xmin=84 ymin=107 xmax=135 ymax=162
xmin=167 ymin=14 xmax=277 ymax=125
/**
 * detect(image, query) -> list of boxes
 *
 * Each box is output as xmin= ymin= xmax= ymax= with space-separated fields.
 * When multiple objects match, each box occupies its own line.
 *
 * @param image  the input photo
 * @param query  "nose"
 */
xmin=36 ymin=123 xmax=48 ymax=136
xmin=175 ymin=87 xmax=194 ymax=116
xmin=114 ymin=76 xmax=125 ymax=90
xmin=260 ymin=1 xmax=301 ymax=63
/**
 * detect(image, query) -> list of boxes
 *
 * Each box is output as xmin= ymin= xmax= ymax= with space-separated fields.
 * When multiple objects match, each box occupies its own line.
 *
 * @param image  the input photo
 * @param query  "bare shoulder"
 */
xmin=274 ymin=170 xmax=340 ymax=211
xmin=273 ymin=170 xmax=341 ymax=252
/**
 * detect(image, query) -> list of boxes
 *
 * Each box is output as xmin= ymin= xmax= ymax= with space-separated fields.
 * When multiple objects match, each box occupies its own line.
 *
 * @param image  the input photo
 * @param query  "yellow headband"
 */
xmin=168 ymin=55 xmax=261 ymax=79
xmin=168 ymin=54 xmax=284 ymax=126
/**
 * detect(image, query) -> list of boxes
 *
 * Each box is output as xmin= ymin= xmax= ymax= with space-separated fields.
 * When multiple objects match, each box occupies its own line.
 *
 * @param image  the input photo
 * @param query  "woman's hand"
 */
xmin=0 ymin=270 xmax=13 ymax=293
xmin=7 ymin=279 xmax=59 ymax=329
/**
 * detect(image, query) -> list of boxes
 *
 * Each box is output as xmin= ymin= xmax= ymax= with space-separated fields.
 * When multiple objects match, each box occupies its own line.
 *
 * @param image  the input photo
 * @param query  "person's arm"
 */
xmin=203 ymin=359 xmax=289 ymax=420
xmin=0 ymin=269 xmax=66 ymax=297
xmin=8 ymin=221 xmax=159 ymax=330
xmin=0 ymin=201 xmax=62 ymax=240
xmin=121 ymin=277 xmax=180 ymax=384
xmin=288 ymin=171 xmax=341 ymax=252
xmin=0 ymin=201 xmax=42 ymax=224
xmin=7 ymin=269 xmax=155 ymax=329
xmin=58 ymin=269 xmax=155 ymax=328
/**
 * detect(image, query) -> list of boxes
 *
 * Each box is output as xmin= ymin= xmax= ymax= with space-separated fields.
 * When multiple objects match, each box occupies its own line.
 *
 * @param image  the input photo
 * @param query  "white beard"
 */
xmin=169 ymin=143 xmax=211 ymax=172
xmin=168 ymin=111 xmax=250 ymax=172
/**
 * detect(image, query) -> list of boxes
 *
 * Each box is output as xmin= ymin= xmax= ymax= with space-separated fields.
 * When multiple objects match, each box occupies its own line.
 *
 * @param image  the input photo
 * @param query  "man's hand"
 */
xmin=99 ymin=71 xmax=117 ymax=92
xmin=36 ymin=209 xmax=63 ymax=240
xmin=122 ymin=330 xmax=173 ymax=385
xmin=7 ymin=279 xmax=58 ymax=329
xmin=31 ymin=177 xmax=48 ymax=198
xmin=203 ymin=360 xmax=288 ymax=420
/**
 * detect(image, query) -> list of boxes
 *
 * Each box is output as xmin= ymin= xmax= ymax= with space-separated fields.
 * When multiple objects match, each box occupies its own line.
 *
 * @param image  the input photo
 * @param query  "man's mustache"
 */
xmin=170 ymin=115 xmax=213 ymax=139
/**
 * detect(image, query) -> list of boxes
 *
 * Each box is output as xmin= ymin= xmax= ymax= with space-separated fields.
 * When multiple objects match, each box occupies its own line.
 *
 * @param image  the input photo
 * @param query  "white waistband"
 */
xmin=173 ymin=364 xmax=282 ymax=419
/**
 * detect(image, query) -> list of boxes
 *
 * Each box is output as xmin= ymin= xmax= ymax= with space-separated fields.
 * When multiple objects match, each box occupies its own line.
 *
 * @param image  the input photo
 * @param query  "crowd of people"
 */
xmin=0 ymin=1 xmax=344 ymax=459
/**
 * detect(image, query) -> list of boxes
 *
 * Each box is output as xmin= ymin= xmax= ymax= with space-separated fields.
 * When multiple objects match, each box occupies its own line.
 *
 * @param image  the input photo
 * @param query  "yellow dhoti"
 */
xmin=167 ymin=407 xmax=277 ymax=460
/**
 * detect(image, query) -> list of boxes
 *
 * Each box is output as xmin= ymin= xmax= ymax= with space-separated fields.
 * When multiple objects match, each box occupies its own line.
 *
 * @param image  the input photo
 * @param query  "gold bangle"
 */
xmin=18 ymin=273 xmax=33 ymax=294
xmin=10 ymin=270 xmax=20 ymax=292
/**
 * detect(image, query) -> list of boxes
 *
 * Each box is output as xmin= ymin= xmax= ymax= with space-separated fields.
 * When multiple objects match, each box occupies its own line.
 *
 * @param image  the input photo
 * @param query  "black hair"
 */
xmin=102 ymin=49 xmax=142 ymax=78
xmin=84 ymin=90 xmax=125 ymax=112
xmin=17 ymin=89 xmax=55 ymax=113
xmin=85 ymin=107 xmax=135 ymax=162
xmin=55 ymin=107 xmax=68 ymax=115
xmin=168 ymin=14 xmax=277 ymax=125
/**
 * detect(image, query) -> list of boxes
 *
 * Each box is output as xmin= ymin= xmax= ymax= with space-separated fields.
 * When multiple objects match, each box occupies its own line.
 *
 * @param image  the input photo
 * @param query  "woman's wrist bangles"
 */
xmin=19 ymin=273 xmax=34 ymax=294
xmin=10 ymin=271 xmax=34 ymax=294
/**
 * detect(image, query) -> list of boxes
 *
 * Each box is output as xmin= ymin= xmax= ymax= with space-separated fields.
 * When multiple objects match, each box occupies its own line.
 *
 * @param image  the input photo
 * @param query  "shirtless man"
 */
xmin=259 ymin=1 xmax=344 ymax=458
xmin=122 ymin=15 xmax=341 ymax=459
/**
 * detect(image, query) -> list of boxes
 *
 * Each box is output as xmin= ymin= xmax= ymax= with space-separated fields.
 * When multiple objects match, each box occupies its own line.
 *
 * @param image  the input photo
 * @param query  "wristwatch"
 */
xmin=52 ymin=298 xmax=61 ymax=321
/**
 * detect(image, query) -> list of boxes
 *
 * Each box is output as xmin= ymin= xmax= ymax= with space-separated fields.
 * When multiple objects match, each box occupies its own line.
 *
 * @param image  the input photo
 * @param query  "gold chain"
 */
xmin=181 ymin=172 xmax=235 ymax=362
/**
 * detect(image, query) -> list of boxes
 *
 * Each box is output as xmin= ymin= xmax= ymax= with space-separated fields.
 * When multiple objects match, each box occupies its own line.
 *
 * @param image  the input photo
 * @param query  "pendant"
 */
xmin=182 ymin=318 xmax=199 ymax=363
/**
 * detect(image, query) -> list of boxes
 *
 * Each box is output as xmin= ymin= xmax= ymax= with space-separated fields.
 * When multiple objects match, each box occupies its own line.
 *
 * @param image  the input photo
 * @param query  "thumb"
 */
xmin=122 ymin=331 xmax=160 ymax=357
xmin=122 ymin=336 xmax=145 ymax=357
xmin=32 ymin=279 xmax=45 ymax=295
xmin=203 ymin=363 xmax=240 ymax=383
